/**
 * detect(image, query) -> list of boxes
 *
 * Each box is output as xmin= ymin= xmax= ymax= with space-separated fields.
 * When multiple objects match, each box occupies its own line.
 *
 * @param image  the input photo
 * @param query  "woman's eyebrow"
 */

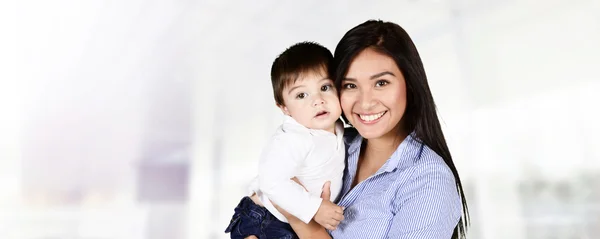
xmin=343 ymin=71 xmax=395 ymax=81
xmin=369 ymin=71 xmax=395 ymax=80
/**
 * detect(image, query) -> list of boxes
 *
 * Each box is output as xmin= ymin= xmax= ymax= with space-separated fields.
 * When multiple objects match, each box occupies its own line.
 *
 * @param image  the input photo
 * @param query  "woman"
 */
xmin=276 ymin=19 xmax=470 ymax=239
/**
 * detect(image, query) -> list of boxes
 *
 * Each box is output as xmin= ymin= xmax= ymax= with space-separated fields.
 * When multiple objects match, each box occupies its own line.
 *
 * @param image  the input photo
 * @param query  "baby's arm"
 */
xmin=274 ymin=181 xmax=336 ymax=238
xmin=290 ymin=179 xmax=344 ymax=230
xmin=258 ymin=135 xmax=323 ymax=224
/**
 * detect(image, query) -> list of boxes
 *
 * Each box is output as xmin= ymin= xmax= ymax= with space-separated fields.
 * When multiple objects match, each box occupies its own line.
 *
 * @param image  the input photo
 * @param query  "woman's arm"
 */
xmin=282 ymin=213 xmax=331 ymax=239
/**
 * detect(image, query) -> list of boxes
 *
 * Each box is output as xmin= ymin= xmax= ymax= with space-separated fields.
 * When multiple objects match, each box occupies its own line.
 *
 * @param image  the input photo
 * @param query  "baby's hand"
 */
xmin=314 ymin=200 xmax=344 ymax=230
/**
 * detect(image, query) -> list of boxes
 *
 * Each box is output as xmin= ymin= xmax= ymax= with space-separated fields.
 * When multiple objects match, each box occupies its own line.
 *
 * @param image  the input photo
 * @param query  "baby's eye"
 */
xmin=321 ymin=84 xmax=333 ymax=92
xmin=343 ymin=83 xmax=356 ymax=89
xmin=296 ymin=92 xmax=308 ymax=99
xmin=375 ymin=80 xmax=389 ymax=87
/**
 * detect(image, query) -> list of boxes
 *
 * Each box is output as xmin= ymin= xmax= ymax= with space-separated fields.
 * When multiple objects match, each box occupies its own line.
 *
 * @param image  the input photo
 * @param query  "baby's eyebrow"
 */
xmin=287 ymin=85 xmax=304 ymax=94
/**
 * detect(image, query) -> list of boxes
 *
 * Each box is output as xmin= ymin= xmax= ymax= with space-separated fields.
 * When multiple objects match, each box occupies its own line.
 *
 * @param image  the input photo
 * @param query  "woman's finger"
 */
xmin=324 ymin=224 xmax=336 ymax=231
xmin=320 ymin=181 xmax=331 ymax=199
xmin=333 ymin=213 xmax=344 ymax=221
xmin=328 ymin=218 xmax=341 ymax=227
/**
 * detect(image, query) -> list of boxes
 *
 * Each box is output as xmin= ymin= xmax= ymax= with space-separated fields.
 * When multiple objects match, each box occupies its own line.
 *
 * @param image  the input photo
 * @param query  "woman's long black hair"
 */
xmin=332 ymin=20 xmax=469 ymax=239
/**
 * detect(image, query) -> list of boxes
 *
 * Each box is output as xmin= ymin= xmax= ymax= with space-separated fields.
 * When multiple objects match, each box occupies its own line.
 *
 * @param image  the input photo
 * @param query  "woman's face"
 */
xmin=340 ymin=48 xmax=407 ymax=140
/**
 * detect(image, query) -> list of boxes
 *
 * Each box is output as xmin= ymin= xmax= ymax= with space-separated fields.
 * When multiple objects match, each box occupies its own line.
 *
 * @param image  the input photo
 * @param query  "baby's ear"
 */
xmin=277 ymin=103 xmax=290 ymax=116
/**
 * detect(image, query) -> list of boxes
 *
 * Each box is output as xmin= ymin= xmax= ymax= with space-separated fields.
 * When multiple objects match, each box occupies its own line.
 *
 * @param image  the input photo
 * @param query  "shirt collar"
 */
xmin=282 ymin=115 xmax=343 ymax=137
xmin=281 ymin=115 xmax=307 ymax=132
xmin=385 ymin=132 xmax=422 ymax=172
xmin=346 ymin=130 xmax=362 ymax=155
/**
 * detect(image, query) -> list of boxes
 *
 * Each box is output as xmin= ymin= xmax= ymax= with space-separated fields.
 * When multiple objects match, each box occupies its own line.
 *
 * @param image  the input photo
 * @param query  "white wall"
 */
xmin=4 ymin=0 xmax=599 ymax=238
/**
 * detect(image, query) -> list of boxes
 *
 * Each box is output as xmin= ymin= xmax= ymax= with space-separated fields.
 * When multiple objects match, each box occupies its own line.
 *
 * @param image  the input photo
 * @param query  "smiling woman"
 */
xmin=278 ymin=20 xmax=470 ymax=239
xmin=339 ymin=48 xmax=407 ymax=140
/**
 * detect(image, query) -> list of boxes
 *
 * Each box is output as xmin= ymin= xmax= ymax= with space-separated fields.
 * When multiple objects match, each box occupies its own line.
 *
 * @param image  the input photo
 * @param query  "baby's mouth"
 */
xmin=315 ymin=110 xmax=329 ymax=117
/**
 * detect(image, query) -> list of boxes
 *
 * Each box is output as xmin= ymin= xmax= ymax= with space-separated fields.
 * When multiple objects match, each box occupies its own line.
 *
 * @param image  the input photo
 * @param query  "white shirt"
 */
xmin=248 ymin=116 xmax=345 ymax=224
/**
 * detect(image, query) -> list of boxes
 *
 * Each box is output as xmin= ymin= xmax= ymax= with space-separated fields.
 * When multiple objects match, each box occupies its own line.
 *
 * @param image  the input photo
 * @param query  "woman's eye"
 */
xmin=296 ymin=92 xmax=307 ymax=99
xmin=321 ymin=84 xmax=333 ymax=91
xmin=342 ymin=83 xmax=356 ymax=89
xmin=375 ymin=80 xmax=389 ymax=87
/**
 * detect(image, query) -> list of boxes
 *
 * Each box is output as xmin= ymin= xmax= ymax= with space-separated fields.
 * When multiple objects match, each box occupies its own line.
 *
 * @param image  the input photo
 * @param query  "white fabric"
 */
xmin=247 ymin=115 xmax=345 ymax=224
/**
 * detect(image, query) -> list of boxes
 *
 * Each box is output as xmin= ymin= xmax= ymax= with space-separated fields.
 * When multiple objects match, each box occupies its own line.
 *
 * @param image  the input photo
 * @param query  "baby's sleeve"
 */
xmin=258 ymin=134 xmax=323 ymax=224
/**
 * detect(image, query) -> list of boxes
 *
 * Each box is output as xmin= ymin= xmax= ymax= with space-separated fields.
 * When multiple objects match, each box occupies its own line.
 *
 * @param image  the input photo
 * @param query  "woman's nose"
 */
xmin=359 ymin=90 xmax=376 ymax=110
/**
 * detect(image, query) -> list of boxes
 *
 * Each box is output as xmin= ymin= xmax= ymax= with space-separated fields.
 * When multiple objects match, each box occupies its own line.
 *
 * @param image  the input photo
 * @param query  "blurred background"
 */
xmin=4 ymin=0 xmax=600 ymax=238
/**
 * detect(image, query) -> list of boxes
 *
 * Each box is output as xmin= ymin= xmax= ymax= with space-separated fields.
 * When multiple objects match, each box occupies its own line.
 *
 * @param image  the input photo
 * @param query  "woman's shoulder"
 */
xmin=410 ymin=144 xmax=455 ymax=183
xmin=393 ymin=144 xmax=458 ymax=202
xmin=395 ymin=134 xmax=454 ymax=181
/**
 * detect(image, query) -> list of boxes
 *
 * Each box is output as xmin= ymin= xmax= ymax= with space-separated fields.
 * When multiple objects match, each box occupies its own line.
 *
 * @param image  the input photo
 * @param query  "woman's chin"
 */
xmin=354 ymin=127 xmax=385 ymax=139
xmin=352 ymin=117 xmax=388 ymax=139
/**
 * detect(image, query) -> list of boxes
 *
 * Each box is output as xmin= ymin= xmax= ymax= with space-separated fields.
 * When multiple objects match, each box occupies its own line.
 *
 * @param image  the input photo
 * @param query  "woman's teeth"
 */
xmin=359 ymin=111 xmax=385 ymax=122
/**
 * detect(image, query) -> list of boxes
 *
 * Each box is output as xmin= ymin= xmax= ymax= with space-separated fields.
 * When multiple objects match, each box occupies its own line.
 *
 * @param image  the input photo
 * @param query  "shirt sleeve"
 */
xmin=387 ymin=162 xmax=463 ymax=239
xmin=258 ymin=134 xmax=323 ymax=224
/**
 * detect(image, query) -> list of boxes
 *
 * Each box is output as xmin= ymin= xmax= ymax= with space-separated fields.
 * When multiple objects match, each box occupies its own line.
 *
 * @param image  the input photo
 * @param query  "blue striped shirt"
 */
xmin=329 ymin=130 xmax=462 ymax=239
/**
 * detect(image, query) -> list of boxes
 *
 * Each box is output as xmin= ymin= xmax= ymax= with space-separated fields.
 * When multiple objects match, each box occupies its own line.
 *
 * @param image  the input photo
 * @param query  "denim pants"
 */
xmin=225 ymin=196 xmax=299 ymax=239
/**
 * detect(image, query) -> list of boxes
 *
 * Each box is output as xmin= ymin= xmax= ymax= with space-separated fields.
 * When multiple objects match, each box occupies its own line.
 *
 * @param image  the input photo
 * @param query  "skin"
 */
xmin=339 ymin=48 xmax=408 ymax=188
xmin=277 ymin=48 xmax=410 ymax=238
xmin=278 ymin=69 xmax=342 ymax=134
xmin=243 ymin=68 xmax=345 ymax=238
xmin=277 ymin=68 xmax=345 ymax=230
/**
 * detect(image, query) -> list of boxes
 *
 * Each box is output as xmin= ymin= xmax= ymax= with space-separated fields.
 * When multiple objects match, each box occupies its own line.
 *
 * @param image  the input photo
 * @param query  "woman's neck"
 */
xmin=363 ymin=129 xmax=408 ymax=163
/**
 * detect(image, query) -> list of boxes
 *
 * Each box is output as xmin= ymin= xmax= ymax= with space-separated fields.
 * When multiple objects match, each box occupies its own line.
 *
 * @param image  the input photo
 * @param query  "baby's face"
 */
xmin=278 ymin=69 xmax=342 ymax=133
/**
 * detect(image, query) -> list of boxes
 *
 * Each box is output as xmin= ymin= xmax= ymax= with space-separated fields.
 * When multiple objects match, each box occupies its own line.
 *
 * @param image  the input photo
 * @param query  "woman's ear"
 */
xmin=277 ymin=104 xmax=290 ymax=116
